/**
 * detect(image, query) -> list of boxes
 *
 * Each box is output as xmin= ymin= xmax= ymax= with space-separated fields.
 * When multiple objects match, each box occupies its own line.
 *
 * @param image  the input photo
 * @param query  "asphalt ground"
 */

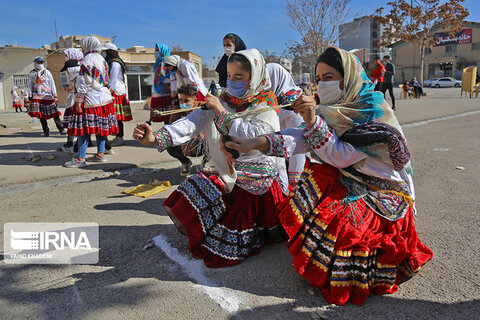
xmin=0 ymin=87 xmax=479 ymax=319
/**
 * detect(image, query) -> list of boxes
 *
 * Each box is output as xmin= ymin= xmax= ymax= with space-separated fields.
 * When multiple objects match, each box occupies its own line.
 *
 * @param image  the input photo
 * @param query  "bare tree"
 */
xmin=285 ymin=0 xmax=356 ymax=58
xmin=375 ymin=0 xmax=469 ymax=84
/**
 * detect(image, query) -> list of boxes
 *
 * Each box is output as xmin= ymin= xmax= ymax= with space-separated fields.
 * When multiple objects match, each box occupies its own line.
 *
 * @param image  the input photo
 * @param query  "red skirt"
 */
xmin=113 ymin=92 xmax=132 ymax=121
xmin=66 ymin=102 xmax=118 ymax=137
xmin=163 ymin=172 xmax=287 ymax=268
xmin=279 ymin=162 xmax=433 ymax=306
xmin=28 ymin=96 xmax=61 ymax=119
xmin=13 ymin=101 xmax=22 ymax=108
xmin=150 ymin=95 xmax=173 ymax=123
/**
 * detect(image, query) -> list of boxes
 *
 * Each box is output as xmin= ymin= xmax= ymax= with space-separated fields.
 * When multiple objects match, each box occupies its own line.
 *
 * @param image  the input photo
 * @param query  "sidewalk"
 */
xmin=1 ymin=92 xmax=479 ymax=187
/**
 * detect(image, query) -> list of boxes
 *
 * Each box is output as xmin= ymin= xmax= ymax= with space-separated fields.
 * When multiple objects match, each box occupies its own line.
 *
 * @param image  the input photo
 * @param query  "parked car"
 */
xmin=423 ymin=78 xmax=439 ymax=87
xmin=430 ymin=77 xmax=462 ymax=88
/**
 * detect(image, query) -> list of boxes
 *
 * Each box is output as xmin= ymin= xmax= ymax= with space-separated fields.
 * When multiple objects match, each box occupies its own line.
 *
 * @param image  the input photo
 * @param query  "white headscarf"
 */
xmin=64 ymin=48 xmax=84 ymax=61
xmin=80 ymin=36 xmax=102 ymax=53
xmin=229 ymin=49 xmax=271 ymax=100
xmin=79 ymin=36 xmax=109 ymax=92
xmin=164 ymin=55 xmax=185 ymax=69
xmin=267 ymin=63 xmax=301 ymax=97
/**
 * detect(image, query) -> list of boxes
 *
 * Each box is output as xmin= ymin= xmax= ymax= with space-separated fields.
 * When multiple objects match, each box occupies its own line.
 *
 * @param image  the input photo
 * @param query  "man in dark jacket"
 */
xmin=381 ymin=56 xmax=396 ymax=110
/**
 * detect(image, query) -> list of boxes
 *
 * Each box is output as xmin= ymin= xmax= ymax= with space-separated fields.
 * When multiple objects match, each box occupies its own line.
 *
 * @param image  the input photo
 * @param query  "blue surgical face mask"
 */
xmin=179 ymin=103 xmax=191 ymax=109
xmin=227 ymin=79 xmax=247 ymax=98
xmin=155 ymin=51 xmax=161 ymax=59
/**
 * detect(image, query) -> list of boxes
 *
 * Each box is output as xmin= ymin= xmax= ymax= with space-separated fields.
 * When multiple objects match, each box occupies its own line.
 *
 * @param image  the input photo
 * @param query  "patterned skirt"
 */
xmin=279 ymin=162 xmax=433 ymax=306
xmin=28 ymin=95 xmax=61 ymax=119
xmin=150 ymin=94 xmax=173 ymax=123
xmin=62 ymin=107 xmax=72 ymax=128
xmin=66 ymin=102 xmax=118 ymax=137
xmin=113 ymin=92 xmax=132 ymax=121
xmin=163 ymin=172 xmax=287 ymax=268
xmin=13 ymin=101 xmax=22 ymax=108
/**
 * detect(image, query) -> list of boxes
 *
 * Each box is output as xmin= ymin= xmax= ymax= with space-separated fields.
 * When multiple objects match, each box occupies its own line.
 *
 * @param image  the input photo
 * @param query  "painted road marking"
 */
xmin=152 ymin=234 xmax=246 ymax=314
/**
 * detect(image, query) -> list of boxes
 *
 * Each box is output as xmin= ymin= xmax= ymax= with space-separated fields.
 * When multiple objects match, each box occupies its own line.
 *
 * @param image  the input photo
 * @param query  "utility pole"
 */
xmin=54 ymin=19 xmax=58 ymax=42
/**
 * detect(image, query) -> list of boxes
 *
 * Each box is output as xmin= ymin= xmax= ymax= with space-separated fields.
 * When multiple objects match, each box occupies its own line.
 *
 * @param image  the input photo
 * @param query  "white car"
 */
xmin=423 ymin=78 xmax=439 ymax=87
xmin=431 ymin=77 xmax=462 ymax=88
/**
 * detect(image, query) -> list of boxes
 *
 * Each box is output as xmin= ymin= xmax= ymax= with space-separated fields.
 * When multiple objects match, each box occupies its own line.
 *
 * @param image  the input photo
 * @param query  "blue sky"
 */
xmin=1 ymin=0 xmax=479 ymax=68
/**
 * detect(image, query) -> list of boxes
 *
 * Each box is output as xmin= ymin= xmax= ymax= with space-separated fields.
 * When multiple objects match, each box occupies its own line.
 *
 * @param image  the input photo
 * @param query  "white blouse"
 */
xmin=266 ymin=115 xmax=415 ymax=201
xmin=109 ymin=61 xmax=126 ymax=95
xmin=153 ymin=100 xmax=289 ymax=195
xmin=28 ymin=69 xmax=57 ymax=97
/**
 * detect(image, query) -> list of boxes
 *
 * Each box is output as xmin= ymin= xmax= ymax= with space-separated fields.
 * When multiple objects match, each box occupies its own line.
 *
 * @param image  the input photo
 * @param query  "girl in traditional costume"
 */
xmin=103 ymin=42 xmax=132 ymax=146
xmin=150 ymin=43 xmax=174 ymax=123
xmin=164 ymin=55 xmax=208 ymax=102
xmin=59 ymin=48 xmax=83 ymax=153
xmin=11 ymin=86 xmax=23 ymax=112
xmin=64 ymin=36 xmax=118 ymax=168
xmin=224 ymin=47 xmax=433 ymax=305
xmin=134 ymin=49 xmax=289 ymax=268
xmin=215 ymin=33 xmax=247 ymax=89
xmin=27 ymin=56 xmax=64 ymax=136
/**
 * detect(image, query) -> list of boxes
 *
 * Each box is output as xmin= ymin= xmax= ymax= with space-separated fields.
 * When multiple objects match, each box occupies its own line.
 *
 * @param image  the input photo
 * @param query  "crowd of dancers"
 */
xmin=15 ymin=33 xmax=433 ymax=306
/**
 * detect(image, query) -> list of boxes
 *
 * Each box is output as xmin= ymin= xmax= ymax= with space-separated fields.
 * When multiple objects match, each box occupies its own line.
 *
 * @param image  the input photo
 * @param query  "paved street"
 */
xmin=1 ymin=87 xmax=479 ymax=319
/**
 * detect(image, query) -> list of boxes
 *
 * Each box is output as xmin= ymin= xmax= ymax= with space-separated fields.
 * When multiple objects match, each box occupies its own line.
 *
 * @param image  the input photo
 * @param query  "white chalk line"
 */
xmin=152 ymin=235 xmax=246 ymax=314
xmin=402 ymin=109 xmax=480 ymax=128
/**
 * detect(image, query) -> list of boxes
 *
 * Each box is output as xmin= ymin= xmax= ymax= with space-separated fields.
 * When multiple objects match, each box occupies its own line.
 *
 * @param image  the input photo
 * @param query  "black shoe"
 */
xmin=44 ymin=132 xmax=50 ymax=137
xmin=59 ymin=130 xmax=67 ymax=135
xmin=392 ymin=107 xmax=396 ymax=111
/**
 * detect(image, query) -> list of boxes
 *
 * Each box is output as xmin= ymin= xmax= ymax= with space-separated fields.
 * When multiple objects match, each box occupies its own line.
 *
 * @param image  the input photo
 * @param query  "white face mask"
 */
xmin=224 ymin=46 xmax=234 ymax=57
xmin=316 ymin=80 xmax=343 ymax=105
xmin=34 ymin=63 xmax=44 ymax=71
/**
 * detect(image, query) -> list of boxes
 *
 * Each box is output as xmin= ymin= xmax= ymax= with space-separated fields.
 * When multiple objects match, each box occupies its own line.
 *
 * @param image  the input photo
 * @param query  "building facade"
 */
xmin=391 ymin=22 xmax=480 ymax=84
xmin=339 ymin=15 xmax=391 ymax=61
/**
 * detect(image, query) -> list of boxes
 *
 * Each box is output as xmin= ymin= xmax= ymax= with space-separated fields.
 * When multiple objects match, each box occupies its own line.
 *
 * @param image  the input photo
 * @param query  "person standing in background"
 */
xmin=27 ymin=56 xmax=65 ymax=137
xmin=11 ymin=86 xmax=23 ymax=112
xmin=215 ymin=33 xmax=247 ymax=90
xmin=103 ymin=42 xmax=132 ymax=147
xmin=150 ymin=43 xmax=173 ymax=123
xmin=371 ymin=56 xmax=385 ymax=91
xmin=381 ymin=55 xmax=396 ymax=110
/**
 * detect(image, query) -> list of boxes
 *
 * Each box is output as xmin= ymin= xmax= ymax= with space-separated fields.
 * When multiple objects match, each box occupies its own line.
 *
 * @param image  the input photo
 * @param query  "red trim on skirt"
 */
xmin=163 ymin=173 xmax=287 ymax=268
xmin=112 ymin=92 xmax=132 ymax=121
xmin=278 ymin=162 xmax=433 ymax=306
xmin=13 ymin=102 xmax=22 ymax=108
xmin=67 ymin=102 xmax=118 ymax=137
xmin=150 ymin=95 xmax=173 ymax=122
xmin=28 ymin=97 xmax=61 ymax=119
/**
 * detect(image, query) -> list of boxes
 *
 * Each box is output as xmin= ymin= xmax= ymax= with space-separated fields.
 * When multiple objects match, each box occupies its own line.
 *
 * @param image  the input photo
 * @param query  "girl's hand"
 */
xmin=206 ymin=93 xmax=225 ymax=116
xmin=133 ymin=123 xmax=155 ymax=146
xmin=222 ymin=136 xmax=270 ymax=159
xmin=293 ymin=95 xmax=317 ymax=130
xmin=75 ymin=102 xmax=83 ymax=114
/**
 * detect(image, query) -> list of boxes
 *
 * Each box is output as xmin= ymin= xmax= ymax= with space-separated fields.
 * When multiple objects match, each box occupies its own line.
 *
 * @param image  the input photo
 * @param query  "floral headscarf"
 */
xmin=153 ymin=43 xmax=171 ymax=94
xmin=318 ymin=47 xmax=410 ymax=171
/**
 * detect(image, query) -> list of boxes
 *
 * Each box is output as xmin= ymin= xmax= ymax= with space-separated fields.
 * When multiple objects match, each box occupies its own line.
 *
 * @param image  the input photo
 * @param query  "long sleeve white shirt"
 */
xmin=109 ymin=61 xmax=126 ymax=95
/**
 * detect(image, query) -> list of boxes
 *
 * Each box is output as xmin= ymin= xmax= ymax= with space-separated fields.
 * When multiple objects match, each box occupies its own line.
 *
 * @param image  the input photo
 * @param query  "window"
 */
xmin=425 ymin=47 xmax=432 ymax=54
xmin=472 ymin=43 xmax=480 ymax=50
xmin=127 ymin=75 xmax=140 ymax=101
xmin=445 ymin=44 xmax=457 ymax=52
xmin=12 ymin=74 xmax=29 ymax=89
